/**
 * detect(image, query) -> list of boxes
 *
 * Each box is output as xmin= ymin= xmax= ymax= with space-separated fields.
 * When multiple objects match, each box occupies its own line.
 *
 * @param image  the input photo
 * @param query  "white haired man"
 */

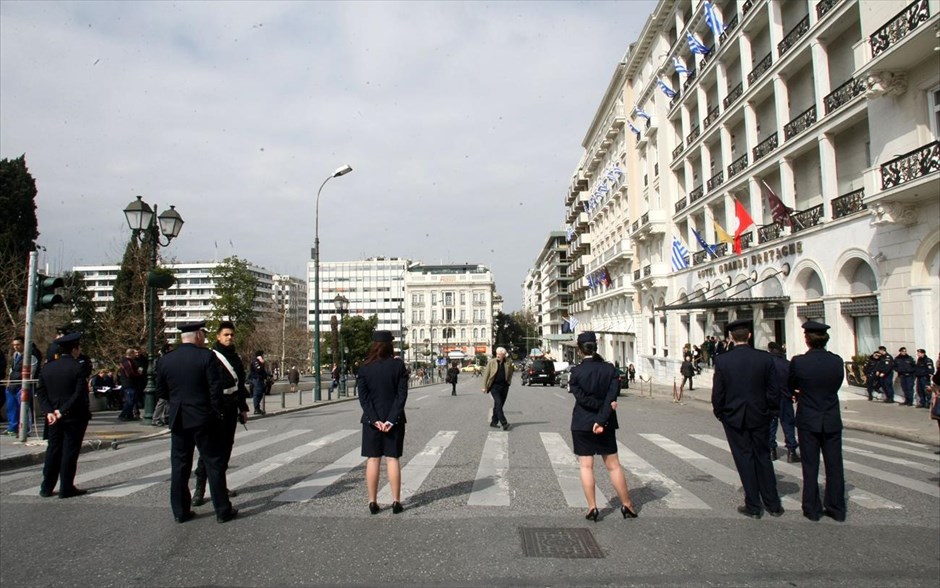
xmin=481 ymin=347 xmax=515 ymax=431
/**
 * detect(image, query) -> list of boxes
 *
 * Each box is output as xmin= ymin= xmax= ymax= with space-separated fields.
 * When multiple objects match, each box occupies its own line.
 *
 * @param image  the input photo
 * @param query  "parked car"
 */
xmin=523 ymin=358 xmax=556 ymax=386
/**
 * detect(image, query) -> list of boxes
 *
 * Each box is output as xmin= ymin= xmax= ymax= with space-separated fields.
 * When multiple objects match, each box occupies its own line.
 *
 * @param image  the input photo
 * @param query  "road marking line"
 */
xmin=539 ymin=432 xmax=607 ymax=509
xmin=691 ymin=434 xmax=902 ymax=510
xmin=413 ymin=395 xmax=430 ymax=402
xmin=273 ymin=447 xmax=366 ymax=502
xmin=843 ymin=438 xmax=939 ymax=461
xmin=553 ymin=392 xmax=567 ymax=400
xmin=379 ymin=430 xmax=457 ymax=503
xmin=227 ymin=430 xmax=357 ymax=490
xmin=843 ymin=459 xmax=939 ymax=498
xmin=616 ymin=441 xmax=710 ymax=509
xmin=842 ymin=446 xmax=937 ymax=474
xmin=468 ymin=431 xmax=509 ymax=506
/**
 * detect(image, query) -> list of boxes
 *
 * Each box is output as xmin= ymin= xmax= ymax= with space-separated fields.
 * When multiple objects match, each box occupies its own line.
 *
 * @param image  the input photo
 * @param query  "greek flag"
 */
xmin=627 ymin=121 xmax=641 ymax=138
xmin=565 ymin=226 xmax=575 ymax=242
xmin=687 ymin=32 xmax=710 ymax=55
xmin=673 ymin=56 xmax=690 ymax=75
xmin=611 ymin=163 xmax=624 ymax=177
xmin=704 ymin=1 xmax=726 ymax=42
xmin=634 ymin=106 xmax=651 ymax=120
xmin=657 ymin=80 xmax=677 ymax=98
xmin=568 ymin=316 xmax=580 ymax=331
xmin=671 ymin=236 xmax=690 ymax=271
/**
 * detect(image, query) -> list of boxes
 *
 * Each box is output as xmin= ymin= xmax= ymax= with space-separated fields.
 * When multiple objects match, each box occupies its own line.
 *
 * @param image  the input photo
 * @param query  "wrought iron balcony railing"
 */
xmin=715 ymin=242 xmax=729 ymax=257
xmin=758 ymin=220 xmax=784 ymax=244
xmin=689 ymin=184 xmax=705 ymax=203
xmin=670 ymin=92 xmax=681 ymax=111
xmin=687 ymin=124 xmax=701 ymax=145
xmin=831 ymin=188 xmax=866 ymax=219
xmin=739 ymin=231 xmax=754 ymax=250
xmin=784 ymin=105 xmax=817 ymax=141
xmin=641 ymin=212 xmax=650 ymax=225
xmin=778 ymin=15 xmax=810 ymax=57
xmin=747 ymin=53 xmax=773 ymax=86
xmin=675 ymin=197 xmax=688 ymax=213
xmin=824 ymin=77 xmax=865 ymax=114
xmin=742 ymin=0 xmax=755 ymax=17
xmin=703 ymin=105 xmax=721 ymax=130
xmin=693 ymin=250 xmax=709 ymax=265
xmin=791 ymin=204 xmax=824 ymax=233
xmin=753 ymin=133 xmax=779 ymax=162
xmin=723 ymin=82 xmax=743 ymax=109
xmin=880 ymin=141 xmax=940 ymax=189
xmin=684 ymin=69 xmax=698 ymax=91
xmin=643 ymin=265 xmax=652 ymax=278
xmin=727 ymin=153 xmax=749 ymax=179
xmin=720 ymin=14 xmax=740 ymax=43
xmin=707 ymin=171 xmax=725 ymax=192
xmin=632 ymin=219 xmax=640 ymax=232
xmin=816 ymin=0 xmax=841 ymax=20
xmin=699 ymin=47 xmax=715 ymax=70
xmin=672 ymin=141 xmax=685 ymax=160
xmin=870 ymin=0 xmax=931 ymax=58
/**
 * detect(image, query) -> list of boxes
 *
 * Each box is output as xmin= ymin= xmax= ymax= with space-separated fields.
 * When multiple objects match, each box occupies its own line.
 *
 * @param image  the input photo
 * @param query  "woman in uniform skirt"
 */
xmin=569 ymin=331 xmax=637 ymax=521
xmin=357 ymin=330 xmax=409 ymax=514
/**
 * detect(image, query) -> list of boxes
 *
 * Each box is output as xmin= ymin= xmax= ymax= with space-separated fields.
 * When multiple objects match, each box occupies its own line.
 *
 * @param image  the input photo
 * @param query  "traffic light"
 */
xmin=36 ymin=275 xmax=64 ymax=311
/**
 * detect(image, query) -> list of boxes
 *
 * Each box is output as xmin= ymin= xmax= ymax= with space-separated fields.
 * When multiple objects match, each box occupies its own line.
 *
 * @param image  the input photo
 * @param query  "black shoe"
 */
xmin=489 ymin=422 xmax=499 ymax=428
xmin=216 ymin=508 xmax=239 ymax=523
xmin=621 ymin=504 xmax=638 ymax=519
xmin=175 ymin=511 xmax=195 ymax=523
xmin=787 ymin=450 xmax=801 ymax=463
xmin=803 ymin=511 xmax=821 ymax=522
xmin=737 ymin=506 xmax=762 ymax=519
xmin=59 ymin=488 xmax=88 ymax=499
xmin=770 ymin=448 xmax=778 ymax=461
xmin=192 ymin=495 xmax=206 ymax=507
xmin=767 ymin=507 xmax=785 ymax=517
xmin=501 ymin=423 xmax=511 ymax=431
xmin=392 ymin=501 xmax=404 ymax=514
xmin=823 ymin=509 xmax=846 ymax=522
xmin=254 ymin=409 xmax=265 ymax=415
xmin=369 ymin=502 xmax=380 ymax=515
xmin=39 ymin=489 xmax=55 ymax=498
xmin=227 ymin=488 xmax=238 ymax=497
xmin=585 ymin=508 xmax=599 ymax=522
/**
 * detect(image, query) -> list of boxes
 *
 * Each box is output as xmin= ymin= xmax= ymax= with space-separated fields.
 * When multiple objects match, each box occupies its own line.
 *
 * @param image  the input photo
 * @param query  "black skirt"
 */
xmin=361 ymin=423 xmax=406 ymax=458
xmin=572 ymin=429 xmax=617 ymax=456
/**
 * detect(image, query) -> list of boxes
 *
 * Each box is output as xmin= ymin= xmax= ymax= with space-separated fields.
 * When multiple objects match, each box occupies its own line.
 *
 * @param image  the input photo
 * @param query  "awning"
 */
xmin=447 ymin=351 xmax=466 ymax=359
xmin=655 ymin=296 xmax=789 ymax=311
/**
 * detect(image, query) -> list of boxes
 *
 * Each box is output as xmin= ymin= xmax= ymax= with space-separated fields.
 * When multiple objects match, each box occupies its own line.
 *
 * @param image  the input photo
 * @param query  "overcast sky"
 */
xmin=0 ymin=0 xmax=656 ymax=311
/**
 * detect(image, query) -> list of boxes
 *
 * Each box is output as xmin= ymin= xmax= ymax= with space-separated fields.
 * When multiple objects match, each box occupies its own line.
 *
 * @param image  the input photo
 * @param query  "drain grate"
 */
xmin=520 ymin=527 xmax=605 ymax=559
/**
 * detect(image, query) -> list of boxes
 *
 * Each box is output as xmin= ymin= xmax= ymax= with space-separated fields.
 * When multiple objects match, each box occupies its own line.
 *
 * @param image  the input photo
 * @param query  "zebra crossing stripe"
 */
xmin=843 ymin=438 xmax=940 ymax=461
xmin=842 ymin=446 xmax=937 ymax=474
xmin=273 ymin=447 xmax=366 ymax=503
xmin=227 ymin=430 xmax=357 ymax=490
xmin=468 ymin=431 xmax=510 ymax=506
xmin=639 ymin=433 xmax=800 ymax=509
xmin=92 ymin=429 xmax=311 ymax=498
xmin=378 ymin=430 xmax=457 ymax=503
xmin=843 ymin=459 xmax=940 ymax=498
xmin=616 ymin=441 xmax=710 ymax=509
xmin=539 ymin=432 xmax=608 ymax=509
xmin=690 ymin=434 xmax=902 ymax=510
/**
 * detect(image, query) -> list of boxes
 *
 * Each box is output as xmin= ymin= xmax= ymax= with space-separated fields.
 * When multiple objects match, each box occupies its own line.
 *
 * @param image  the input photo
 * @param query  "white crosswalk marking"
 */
xmin=539 ymin=432 xmax=608 ymax=509
xmin=843 ymin=459 xmax=940 ymax=498
xmin=843 ymin=438 xmax=940 ymax=461
xmin=274 ymin=447 xmax=366 ymax=503
xmin=842 ymin=446 xmax=938 ymax=474
xmin=640 ymin=433 xmax=800 ymax=509
xmin=690 ymin=434 xmax=902 ymax=510
xmin=92 ymin=429 xmax=311 ymax=497
xmin=468 ymin=431 xmax=509 ymax=506
xmin=227 ymin=430 xmax=357 ymax=490
xmin=616 ymin=441 xmax=710 ymax=509
xmin=378 ymin=430 xmax=457 ymax=503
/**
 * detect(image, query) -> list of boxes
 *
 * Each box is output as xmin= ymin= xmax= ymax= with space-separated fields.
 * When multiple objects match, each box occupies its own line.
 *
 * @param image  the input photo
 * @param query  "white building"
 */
xmin=526 ymin=231 xmax=575 ymax=360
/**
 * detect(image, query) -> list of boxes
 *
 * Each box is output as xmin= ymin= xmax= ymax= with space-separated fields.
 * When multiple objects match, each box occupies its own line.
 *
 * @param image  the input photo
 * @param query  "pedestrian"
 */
xmin=357 ymin=331 xmax=408 ymax=515
xmin=864 ymin=349 xmax=883 ymax=401
xmin=789 ymin=321 xmax=846 ymax=522
xmin=711 ymin=319 xmax=784 ymax=519
xmin=330 ymin=363 xmax=340 ymax=394
xmin=446 ymin=362 xmax=459 ymax=396
xmin=874 ymin=346 xmax=896 ymax=403
xmin=481 ymin=347 xmax=515 ymax=431
xmin=677 ymin=357 xmax=694 ymax=401
xmin=117 ymin=349 xmax=140 ymax=421
xmin=569 ymin=331 xmax=638 ymax=522
xmin=151 ymin=343 xmax=173 ymax=427
xmin=930 ymin=363 xmax=940 ymax=454
xmin=157 ymin=321 xmax=237 ymax=524
xmin=133 ymin=349 xmax=148 ymax=414
xmin=5 ymin=336 xmax=31 ymax=436
xmin=288 ymin=365 xmax=300 ymax=394
xmin=628 ymin=363 xmax=636 ymax=384
xmin=249 ymin=350 xmax=267 ymax=415
xmin=914 ymin=350 xmax=935 ymax=409
xmin=894 ymin=347 xmax=916 ymax=406
xmin=767 ymin=342 xmax=800 ymax=463
xmin=192 ymin=321 xmax=249 ymax=507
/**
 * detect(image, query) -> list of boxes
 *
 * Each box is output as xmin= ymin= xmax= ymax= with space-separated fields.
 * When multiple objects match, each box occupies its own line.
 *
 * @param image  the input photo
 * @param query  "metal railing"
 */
xmin=742 ymin=0 xmax=755 ymax=17
xmin=643 ymin=265 xmax=652 ymax=277
xmin=747 ymin=53 xmax=773 ymax=86
xmin=675 ymin=198 xmax=688 ymax=213
xmin=703 ymin=105 xmax=721 ymax=129
xmin=758 ymin=220 xmax=784 ymax=244
xmin=816 ymin=0 xmax=841 ymax=20
xmin=687 ymin=124 xmax=701 ymax=144
xmin=672 ymin=142 xmax=685 ymax=160
xmin=880 ymin=141 xmax=940 ymax=189
xmin=753 ymin=132 xmax=779 ymax=162
xmin=791 ymin=204 xmax=824 ymax=232
xmin=831 ymin=188 xmax=866 ymax=219
xmin=784 ymin=105 xmax=817 ymax=141
xmin=739 ymin=231 xmax=754 ymax=250
xmin=689 ymin=184 xmax=705 ymax=203
xmin=633 ymin=269 xmax=641 ymax=281
xmin=684 ymin=69 xmax=698 ymax=91
xmin=693 ymin=250 xmax=710 ymax=265
xmin=870 ymin=0 xmax=931 ymax=58
xmin=723 ymin=82 xmax=743 ymax=109
xmin=824 ymin=77 xmax=865 ymax=114
xmin=778 ymin=15 xmax=810 ymax=57
xmin=707 ymin=171 xmax=725 ymax=192
xmin=641 ymin=212 xmax=650 ymax=225
xmin=728 ymin=153 xmax=749 ymax=179
xmin=720 ymin=13 xmax=740 ymax=43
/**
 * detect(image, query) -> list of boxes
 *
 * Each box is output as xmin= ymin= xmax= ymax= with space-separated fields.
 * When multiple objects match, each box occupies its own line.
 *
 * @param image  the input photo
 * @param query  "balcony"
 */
xmin=791 ymin=204 xmax=824 ymax=233
xmin=703 ymin=105 xmax=721 ymax=130
xmin=689 ymin=184 xmax=705 ymax=204
xmin=784 ymin=105 xmax=817 ymax=141
xmin=635 ymin=262 xmax=671 ymax=288
xmin=643 ymin=265 xmax=652 ymax=278
xmin=870 ymin=0 xmax=932 ymax=58
xmin=720 ymin=13 xmax=739 ymax=43
xmin=687 ymin=124 xmax=701 ymax=145
xmin=758 ymin=220 xmax=784 ymax=244
xmin=831 ymin=188 xmax=867 ymax=219
xmin=631 ymin=209 xmax=668 ymax=242
xmin=739 ymin=231 xmax=755 ymax=250
xmin=683 ymin=69 xmax=698 ymax=91
xmin=699 ymin=46 xmax=715 ymax=70
xmin=816 ymin=0 xmax=841 ymax=19
xmin=880 ymin=141 xmax=940 ymax=190
xmin=633 ymin=269 xmax=641 ymax=281
xmin=747 ymin=53 xmax=773 ymax=86
xmin=723 ymin=82 xmax=743 ymax=109
xmin=669 ymin=91 xmax=682 ymax=111
xmin=753 ymin=133 xmax=779 ymax=163
xmin=707 ymin=171 xmax=725 ymax=192
xmin=727 ymin=153 xmax=749 ymax=179
xmin=824 ymin=78 xmax=865 ymax=114
xmin=742 ymin=0 xmax=756 ymax=17
xmin=672 ymin=141 xmax=685 ymax=161
xmin=778 ymin=15 xmax=810 ymax=58
xmin=692 ymin=250 xmax=710 ymax=265
xmin=675 ymin=197 xmax=689 ymax=214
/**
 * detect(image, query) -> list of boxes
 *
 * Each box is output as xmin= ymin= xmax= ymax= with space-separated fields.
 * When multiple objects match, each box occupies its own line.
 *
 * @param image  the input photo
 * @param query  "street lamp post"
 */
xmin=397 ymin=304 xmax=405 ymax=363
xmin=333 ymin=294 xmax=348 ymax=397
xmin=123 ymin=195 xmax=184 ymax=423
xmin=313 ymin=164 xmax=353 ymax=403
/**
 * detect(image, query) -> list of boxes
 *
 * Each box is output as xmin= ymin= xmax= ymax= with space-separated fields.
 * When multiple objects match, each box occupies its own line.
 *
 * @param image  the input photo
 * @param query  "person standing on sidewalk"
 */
xmin=482 ymin=347 xmax=514 ymax=431
xmin=249 ymin=350 xmax=267 ymax=415
xmin=864 ymin=349 xmax=883 ymax=401
xmin=288 ymin=366 xmax=300 ymax=394
xmin=894 ymin=347 xmax=916 ymax=406
xmin=446 ymin=362 xmax=459 ymax=396
xmin=117 ymin=349 xmax=140 ymax=421
xmin=711 ymin=319 xmax=783 ymax=519
xmin=914 ymin=349 xmax=935 ymax=409
xmin=789 ymin=321 xmax=846 ymax=522
xmin=767 ymin=342 xmax=800 ymax=463
xmin=677 ymin=357 xmax=694 ymax=402
xmin=874 ymin=346 xmax=896 ymax=403
xmin=35 ymin=332 xmax=90 ymax=498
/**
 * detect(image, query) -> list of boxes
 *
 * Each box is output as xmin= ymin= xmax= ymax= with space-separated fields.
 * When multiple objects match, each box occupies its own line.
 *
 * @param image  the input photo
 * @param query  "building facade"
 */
xmin=527 ymin=231 xmax=575 ymax=359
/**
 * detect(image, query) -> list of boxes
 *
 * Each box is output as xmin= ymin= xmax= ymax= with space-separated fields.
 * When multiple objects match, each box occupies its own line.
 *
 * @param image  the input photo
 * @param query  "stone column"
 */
xmin=818 ymin=133 xmax=838 ymax=220
xmin=909 ymin=287 xmax=938 ymax=356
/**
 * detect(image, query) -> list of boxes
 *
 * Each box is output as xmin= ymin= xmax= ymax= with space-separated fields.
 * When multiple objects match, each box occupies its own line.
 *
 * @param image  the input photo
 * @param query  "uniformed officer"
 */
xmin=35 ymin=332 xmax=91 ymax=498
xmin=711 ymin=319 xmax=784 ymax=519
xmin=789 ymin=320 xmax=847 ymax=522
xmin=156 ymin=320 xmax=237 ymax=524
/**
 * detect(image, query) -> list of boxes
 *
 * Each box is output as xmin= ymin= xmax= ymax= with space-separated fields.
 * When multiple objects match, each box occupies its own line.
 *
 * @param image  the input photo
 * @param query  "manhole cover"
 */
xmin=519 ymin=527 xmax=604 ymax=559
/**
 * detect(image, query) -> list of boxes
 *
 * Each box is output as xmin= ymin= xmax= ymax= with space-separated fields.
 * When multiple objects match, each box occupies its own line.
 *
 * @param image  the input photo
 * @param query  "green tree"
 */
xmin=62 ymin=270 xmax=99 ymax=352
xmin=320 ymin=314 xmax=378 ymax=373
xmin=510 ymin=310 xmax=538 ymax=357
xmin=209 ymin=256 xmax=260 ymax=348
xmin=0 ymin=155 xmax=39 ymax=342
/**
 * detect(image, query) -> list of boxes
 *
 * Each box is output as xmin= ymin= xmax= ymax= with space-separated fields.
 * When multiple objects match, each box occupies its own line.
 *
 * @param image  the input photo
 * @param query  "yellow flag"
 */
xmin=713 ymin=220 xmax=733 ymax=245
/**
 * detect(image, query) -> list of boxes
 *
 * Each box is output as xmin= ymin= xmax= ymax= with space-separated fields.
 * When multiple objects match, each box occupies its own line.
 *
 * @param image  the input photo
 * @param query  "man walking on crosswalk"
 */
xmin=482 ymin=347 xmax=514 ymax=431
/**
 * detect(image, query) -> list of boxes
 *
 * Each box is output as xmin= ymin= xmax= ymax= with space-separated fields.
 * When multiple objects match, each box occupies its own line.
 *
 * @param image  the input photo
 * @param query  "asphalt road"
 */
xmin=1 ymin=376 xmax=938 ymax=587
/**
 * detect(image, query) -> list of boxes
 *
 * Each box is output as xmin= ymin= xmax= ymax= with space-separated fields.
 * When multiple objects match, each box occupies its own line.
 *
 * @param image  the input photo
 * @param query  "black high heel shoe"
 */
xmin=392 ymin=501 xmax=404 ymax=514
xmin=585 ymin=508 xmax=599 ymax=522
xmin=368 ymin=502 xmax=380 ymax=515
xmin=621 ymin=504 xmax=638 ymax=519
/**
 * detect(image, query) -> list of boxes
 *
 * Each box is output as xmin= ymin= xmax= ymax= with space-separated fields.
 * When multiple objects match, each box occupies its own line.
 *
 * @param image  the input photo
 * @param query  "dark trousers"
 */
xmin=41 ymin=418 xmax=88 ymax=494
xmin=898 ymin=375 xmax=915 ymax=405
xmin=722 ymin=422 xmax=781 ymax=513
xmin=881 ymin=373 xmax=895 ymax=402
xmin=769 ymin=398 xmax=799 ymax=451
xmin=798 ymin=428 xmax=846 ymax=520
xmin=680 ymin=376 xmax=693 ymax=390
xmin=866 ymin=375 xmax=878 ymax=400
xmin=195 ymin=408 xmax=238 ymax=489
xmin=170 ymin=422 xmax=232 ymax=519
xmin=451 ymin=381 xmax=457 ymax=395
xmin=490 ymin=384 xmax=509 ymax=426
xmin=251 ymin=379 xmax=265 ymax=410
xmin=119 ymin=387 xmax=137 ymax=419
xmin=915 ymin=376 xmax=931 ymax=407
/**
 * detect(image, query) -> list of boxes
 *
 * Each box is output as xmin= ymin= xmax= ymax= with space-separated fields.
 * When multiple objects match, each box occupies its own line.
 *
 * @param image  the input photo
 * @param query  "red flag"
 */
xmin=733 ymin=198 xmax=754 ymax=254
xmin=760 ymin=180 xmax=793 ymax=227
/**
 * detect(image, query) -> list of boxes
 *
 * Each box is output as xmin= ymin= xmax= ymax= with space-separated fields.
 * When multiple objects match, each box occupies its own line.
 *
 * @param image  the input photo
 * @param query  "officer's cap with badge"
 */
xmin=373 ymin=330 xmax=394 ymax=343
xmin=179 ymin=320 xmax=208 ymax=334
xmin=576 ymin=331 xmax=597 ymax=344
xmin=726 ymin=319 xmax=753 ymax=334
xmin=801 ymin=320 xmax=830 ymax=333
xmin=54 ymin=331 xmax=82 ymax=352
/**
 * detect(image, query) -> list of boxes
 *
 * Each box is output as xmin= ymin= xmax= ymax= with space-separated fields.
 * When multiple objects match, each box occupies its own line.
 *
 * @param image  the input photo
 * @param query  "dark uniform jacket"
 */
xmin=769 ymin=351 xmax=791 ymax=400
xmin=894 ymin=354 xmax=915 ymax=376
xmin=156 ymin=343 xmax=223 ymax=430
xmin=36 ymin=355 xmax=90 ymax=423
xmin=915 ymin=356 xmax=935 ymax=377
xmin=357 ymin=357 xmax=408 ymax=426
xmin=875 ymin=353 xmax=894 ymax=375
xmin=212 ymin=342 xmax=249 ymax=413
xmin=569 ymin=357 xmax=619 ymax=431
xmin=711 ymin=344 xmax=779 ymax=428
xmin=789 ymin=348 xmax=844 ymax=433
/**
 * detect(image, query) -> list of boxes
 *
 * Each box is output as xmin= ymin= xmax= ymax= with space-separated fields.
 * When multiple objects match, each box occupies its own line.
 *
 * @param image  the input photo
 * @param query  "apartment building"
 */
xmin=526 ymin=231 xmax=575 ymax=359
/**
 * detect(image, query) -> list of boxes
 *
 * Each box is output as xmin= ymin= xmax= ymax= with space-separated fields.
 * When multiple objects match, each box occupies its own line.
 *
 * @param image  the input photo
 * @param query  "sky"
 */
xmin=0 ymin=0 xmax=657 ymax=311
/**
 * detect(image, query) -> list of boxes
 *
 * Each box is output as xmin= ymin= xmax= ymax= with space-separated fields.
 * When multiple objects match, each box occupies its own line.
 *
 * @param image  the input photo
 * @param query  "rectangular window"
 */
xmin=431 ymin=292 xmax=437 ymax=305
xmin=929 ymin=86 xmax=940 ymax=139
xmin=854 ymin=316 xmax=880 ymax=356
xmin=444 ymin=292 xmax=454 ymax=305
xmin=460 ymin=292 xmax=466 ymax=304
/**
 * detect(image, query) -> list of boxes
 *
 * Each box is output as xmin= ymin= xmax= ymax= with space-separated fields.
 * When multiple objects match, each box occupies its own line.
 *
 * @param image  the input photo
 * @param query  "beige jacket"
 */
xmin=482 ymin=358 xmax=514 ymax=391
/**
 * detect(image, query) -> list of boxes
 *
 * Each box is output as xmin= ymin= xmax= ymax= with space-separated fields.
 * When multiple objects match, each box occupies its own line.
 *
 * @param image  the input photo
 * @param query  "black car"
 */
xmin=523 ymin=359 xmax=556 ymax=386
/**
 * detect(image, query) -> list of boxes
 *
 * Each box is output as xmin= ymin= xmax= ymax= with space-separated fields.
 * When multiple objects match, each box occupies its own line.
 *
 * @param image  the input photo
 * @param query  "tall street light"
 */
xmin=333 ymin=293 xmax=349 ymax=397
xmin=314 ymin=164 xmax=353 ymax=402
xmin=123 ymin=195 xmax=184 ymax=423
